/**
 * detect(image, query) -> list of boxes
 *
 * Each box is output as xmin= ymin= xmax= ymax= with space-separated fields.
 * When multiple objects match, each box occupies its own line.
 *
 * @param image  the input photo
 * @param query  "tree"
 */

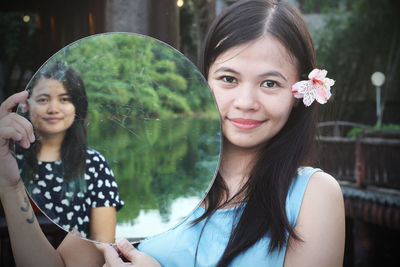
xmin=313 ymin=0 xmax=400 ymax=125
xmin=179 ymin=0 xmax=216 ymax=65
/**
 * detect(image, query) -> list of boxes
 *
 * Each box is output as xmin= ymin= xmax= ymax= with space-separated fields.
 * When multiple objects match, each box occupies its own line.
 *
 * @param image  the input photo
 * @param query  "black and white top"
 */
xmin=16 ymin=148 xmax=124 ymax=238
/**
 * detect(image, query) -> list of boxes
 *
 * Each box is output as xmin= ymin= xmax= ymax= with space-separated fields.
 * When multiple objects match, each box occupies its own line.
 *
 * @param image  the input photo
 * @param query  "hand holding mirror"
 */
xmin=16 ymin=32 xmax=221 ymax=243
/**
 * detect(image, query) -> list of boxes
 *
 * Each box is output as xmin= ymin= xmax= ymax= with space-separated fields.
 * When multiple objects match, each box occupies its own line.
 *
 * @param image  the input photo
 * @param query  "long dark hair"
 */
xmin=22 ymin=61 xmax=88 ymax=184
xmin=197 ymin=0 xmax=319 ymax=266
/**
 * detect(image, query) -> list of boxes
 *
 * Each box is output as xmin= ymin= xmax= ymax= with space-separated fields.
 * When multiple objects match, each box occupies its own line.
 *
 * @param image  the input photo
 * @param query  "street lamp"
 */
xmin=371 ymin=71 xmax=385 ymax=127
xmin=23 ymin=15 xmax=30 ymax=23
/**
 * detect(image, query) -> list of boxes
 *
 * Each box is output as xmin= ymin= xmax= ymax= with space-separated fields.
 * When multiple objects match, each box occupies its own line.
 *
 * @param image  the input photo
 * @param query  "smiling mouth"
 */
xmin=44 ymin=118 xmax=62 ymax=123
xmin=228 ymin=118 xmax=265 ymax=130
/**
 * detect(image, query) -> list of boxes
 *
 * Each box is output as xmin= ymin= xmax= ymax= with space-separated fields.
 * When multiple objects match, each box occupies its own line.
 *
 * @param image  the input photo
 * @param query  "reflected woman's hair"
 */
xmin=21 ymin=61 xmax=88 ymax=184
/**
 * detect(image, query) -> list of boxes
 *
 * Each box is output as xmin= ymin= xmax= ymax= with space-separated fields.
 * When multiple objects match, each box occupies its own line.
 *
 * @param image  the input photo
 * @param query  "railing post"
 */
xmin=355 ymin=136 xmax=366 ymax=188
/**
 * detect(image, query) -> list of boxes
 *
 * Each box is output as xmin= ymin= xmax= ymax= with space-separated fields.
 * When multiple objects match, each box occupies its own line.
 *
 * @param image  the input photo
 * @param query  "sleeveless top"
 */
xmin=138 ymin=166 xmax=321 ymax=266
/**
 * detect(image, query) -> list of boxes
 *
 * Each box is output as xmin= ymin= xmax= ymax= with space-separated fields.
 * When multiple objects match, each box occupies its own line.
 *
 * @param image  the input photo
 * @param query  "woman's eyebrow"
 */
xmin=258 ymin=71 xmax=288 ymax=81
xmin=213 ymin=67 xmax=240 ymax=75
xmin=34 ymin=93 xmax=49 ymax=98
xmin=214 ymin=67 xmax=288 ymax=82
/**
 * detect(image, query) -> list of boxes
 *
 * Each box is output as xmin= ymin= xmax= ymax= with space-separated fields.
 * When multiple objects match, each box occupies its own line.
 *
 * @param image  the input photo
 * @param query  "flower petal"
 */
xmin=308 ymin=69 xmax=320 ymax=80
xmin=318 ymin=69 xmax=328 ymax=80
xmin=292 ymin=80 xmax=308 ymax=98
xmin=324 ymin=78 xmax=335 ymax=87
xmin=303 ymin=87 xmax=316 ymax=106
xmin=315 ymin=86 xmax=328 ymax=104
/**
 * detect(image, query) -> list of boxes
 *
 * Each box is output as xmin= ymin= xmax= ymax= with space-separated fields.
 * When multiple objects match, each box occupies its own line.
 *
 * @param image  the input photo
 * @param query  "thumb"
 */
xmin=116 ymin=238 xmax=139 ymax=262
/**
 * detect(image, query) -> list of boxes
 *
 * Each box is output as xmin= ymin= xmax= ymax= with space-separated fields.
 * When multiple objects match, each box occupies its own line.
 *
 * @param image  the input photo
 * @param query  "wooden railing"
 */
xmin=318 ymin=136 xmax=356 ymax=182
xmin=318 ymin=121 xmax=400 ymax=190
xmin=356 ymin=132 xmax=400 ymax=189
xmin=318 ymin=122 xmax=400 ymax=232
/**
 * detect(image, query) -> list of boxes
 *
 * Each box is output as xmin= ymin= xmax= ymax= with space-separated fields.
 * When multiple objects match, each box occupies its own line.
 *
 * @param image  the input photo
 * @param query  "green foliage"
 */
xmin=314 ymin=0 xmax=400 ymax=124
xmin=346 ymin=127 xmax=364 ymax=138
xmin=299 ymin=0 xmax=343 ymax=13
xmin=45 ymin=33 xmax=216 ymax=119
xmin=347 ymin=124 xmax=400 ymax=137
xmin=373 ymin=124 xmax=400 ymax=131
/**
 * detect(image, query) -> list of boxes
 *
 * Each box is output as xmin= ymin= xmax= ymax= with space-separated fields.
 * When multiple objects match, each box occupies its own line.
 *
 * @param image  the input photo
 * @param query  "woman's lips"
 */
xmin=228 ymin=118 xmax=265 ymax=130
xmin=44 ymin=117 xmax=62 ymax=123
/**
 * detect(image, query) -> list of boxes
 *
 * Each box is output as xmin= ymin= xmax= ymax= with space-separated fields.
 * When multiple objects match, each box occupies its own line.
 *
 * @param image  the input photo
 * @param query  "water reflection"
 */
xmin=88 ymin=117 xmax=220 ymax=239
xmin=116 ymin=196 xmax=200 ymax=238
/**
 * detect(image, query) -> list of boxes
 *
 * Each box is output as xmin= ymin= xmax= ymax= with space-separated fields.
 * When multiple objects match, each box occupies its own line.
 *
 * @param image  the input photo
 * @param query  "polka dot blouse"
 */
xmin=16 ymin=148 xmax=124 ymax=238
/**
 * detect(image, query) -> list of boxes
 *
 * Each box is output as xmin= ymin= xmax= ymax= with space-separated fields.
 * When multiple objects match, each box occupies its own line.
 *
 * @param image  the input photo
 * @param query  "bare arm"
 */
xmin=57 ymin=232 xmax=104 ymax=267
xmin=89 ymin=206 xmax=117 ymax=243
xmin=284 ymin=172 xmax=345 ymax=267
xmin=1 ymin=181 xmax=65 ymax=267
xmin=3 ymin=185 xmax=103 ymax=267
xmin=0 ymin=92 xmax=104 ymax=267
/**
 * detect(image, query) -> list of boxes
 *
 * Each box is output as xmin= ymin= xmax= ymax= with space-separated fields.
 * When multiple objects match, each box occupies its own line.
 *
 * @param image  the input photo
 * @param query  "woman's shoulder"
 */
xmin=305 ymin=169 xmax=342 ymax=200
xmin=86 ymin=148 xmax=108 ymax=163
xmin=85 ymin=148 xmax=114 ymax=178
xmin=293 ymin=167 xmax=341 ymax=193
xmin=295 ymin=167 xmax=344 ymax=224
xmin=292 ymin=167 xmax=343 ymax=205
xmin=288 ymin=167 xmax=321 ymax=197
xmin=287 ymin=167 xmax=343 ymax=224
xmin=285 ymin=169 xmax=345 ymax=266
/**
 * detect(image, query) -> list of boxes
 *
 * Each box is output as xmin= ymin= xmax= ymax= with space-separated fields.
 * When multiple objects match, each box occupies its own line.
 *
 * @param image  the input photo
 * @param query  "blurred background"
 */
xmin=0 ymin=0 xmax=399 ymax=266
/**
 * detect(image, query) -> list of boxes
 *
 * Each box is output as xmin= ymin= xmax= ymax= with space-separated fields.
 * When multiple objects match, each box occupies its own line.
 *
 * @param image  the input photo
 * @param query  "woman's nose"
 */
xmin=46 ymin=100 xmax=60 ymax=113
xmin=233 ymin=84 xmax=260 ymax=111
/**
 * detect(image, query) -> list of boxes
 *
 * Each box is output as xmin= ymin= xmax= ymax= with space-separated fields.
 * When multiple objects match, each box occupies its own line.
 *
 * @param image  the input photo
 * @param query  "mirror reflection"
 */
xmin=16 ymin=33 xmax=221 ymax=243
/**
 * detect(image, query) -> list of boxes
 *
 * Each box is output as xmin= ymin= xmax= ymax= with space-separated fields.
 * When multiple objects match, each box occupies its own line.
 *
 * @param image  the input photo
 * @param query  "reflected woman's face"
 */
xmin=28 ymin=78 xmax=76 ymax=138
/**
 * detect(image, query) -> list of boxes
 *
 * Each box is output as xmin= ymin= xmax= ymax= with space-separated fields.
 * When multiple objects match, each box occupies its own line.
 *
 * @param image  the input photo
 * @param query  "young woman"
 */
xmin=0 ymin=0 xmax=344 ymax=266
xmin=12 ymin=62 xmax=123 ymax=242
xmin=98 ymin=0 xmax=344 ymax=266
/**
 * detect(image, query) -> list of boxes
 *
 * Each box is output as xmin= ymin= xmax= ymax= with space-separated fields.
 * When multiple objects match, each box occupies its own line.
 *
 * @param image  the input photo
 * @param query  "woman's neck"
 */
xmin=37 ymin=133 xmax=65 ymax=162
xmin=218 ymin=138 xmax=260 ymax=200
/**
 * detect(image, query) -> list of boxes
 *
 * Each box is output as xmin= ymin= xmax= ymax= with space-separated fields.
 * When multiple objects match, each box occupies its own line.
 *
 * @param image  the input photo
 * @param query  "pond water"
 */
xmin=88 ymin=117 xmax=221 ymax=239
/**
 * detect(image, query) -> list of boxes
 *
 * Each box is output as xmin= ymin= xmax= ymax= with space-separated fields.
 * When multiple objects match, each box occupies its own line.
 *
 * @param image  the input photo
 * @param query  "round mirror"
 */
xmin=15 ymin=32 xmax=221 ymax=244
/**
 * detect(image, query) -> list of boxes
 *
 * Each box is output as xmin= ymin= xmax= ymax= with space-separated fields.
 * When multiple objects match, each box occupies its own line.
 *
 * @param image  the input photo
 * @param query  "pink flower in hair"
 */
xmin=292 ymin=69 xmax=335 ymax=106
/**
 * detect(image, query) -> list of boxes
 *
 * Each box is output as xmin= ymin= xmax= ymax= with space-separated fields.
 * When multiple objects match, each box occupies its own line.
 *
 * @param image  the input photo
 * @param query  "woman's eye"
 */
xmin=262 ymin=80 xmax=278 ymax=88
xmin=36 ymin=98 xmax=48 ymax=104
xmin=60 ymin=97 xmax=72 ymax=103
xmin=221 ymin=76 xmax=237 ymax=83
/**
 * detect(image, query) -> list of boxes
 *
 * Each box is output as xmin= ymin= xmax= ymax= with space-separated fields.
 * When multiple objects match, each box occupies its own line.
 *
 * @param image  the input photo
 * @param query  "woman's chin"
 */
xmin=223 ymin=138 xmax=266 ymax=152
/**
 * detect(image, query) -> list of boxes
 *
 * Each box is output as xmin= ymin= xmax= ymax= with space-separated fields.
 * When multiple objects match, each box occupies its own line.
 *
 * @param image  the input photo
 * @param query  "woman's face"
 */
xmin=208 ymin=35 xmax=299 ymax=151
xmin=28 ymin=78 xmax=76 ymax=138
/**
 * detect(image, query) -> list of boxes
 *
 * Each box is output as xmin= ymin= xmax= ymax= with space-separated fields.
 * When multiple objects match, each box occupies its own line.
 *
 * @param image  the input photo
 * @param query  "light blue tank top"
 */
xmin=138 ymin=167 xmax=321 ymax=267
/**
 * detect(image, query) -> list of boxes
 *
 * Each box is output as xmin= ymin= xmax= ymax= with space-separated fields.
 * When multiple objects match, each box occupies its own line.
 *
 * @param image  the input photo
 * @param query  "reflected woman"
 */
xmin=16 ymin=61 xmax=124 ymax=242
